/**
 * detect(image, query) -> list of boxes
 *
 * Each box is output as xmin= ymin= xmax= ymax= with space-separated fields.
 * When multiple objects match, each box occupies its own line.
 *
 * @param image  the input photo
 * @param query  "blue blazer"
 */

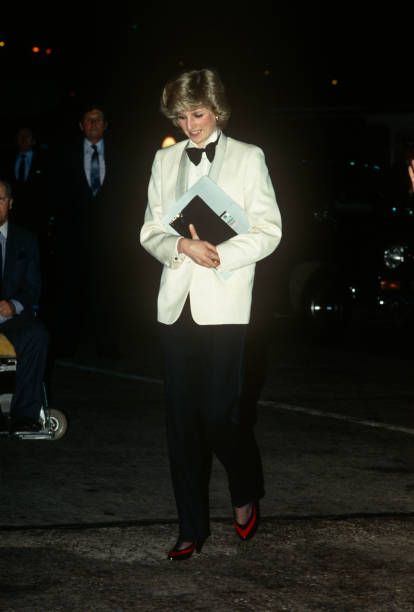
xmin=2 ymin=223 xmax=41 ymax=315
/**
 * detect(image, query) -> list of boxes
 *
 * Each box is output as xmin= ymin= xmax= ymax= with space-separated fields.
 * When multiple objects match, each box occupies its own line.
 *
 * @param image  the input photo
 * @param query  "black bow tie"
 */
xmin=186 ymin=136 xmax=219 ymax=166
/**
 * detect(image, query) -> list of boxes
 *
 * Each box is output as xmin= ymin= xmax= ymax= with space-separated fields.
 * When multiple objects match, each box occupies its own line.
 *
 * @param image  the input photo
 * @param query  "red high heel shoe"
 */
xmin=233 ymin=502 xmax=259 ymax=541
xmin=167 ymin=540 xmax=203 ymax=561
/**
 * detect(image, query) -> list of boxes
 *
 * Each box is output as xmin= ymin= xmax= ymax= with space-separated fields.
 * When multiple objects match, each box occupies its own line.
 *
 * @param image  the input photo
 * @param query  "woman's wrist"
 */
xmin=177 ymin=237 xmax=188 ymax=254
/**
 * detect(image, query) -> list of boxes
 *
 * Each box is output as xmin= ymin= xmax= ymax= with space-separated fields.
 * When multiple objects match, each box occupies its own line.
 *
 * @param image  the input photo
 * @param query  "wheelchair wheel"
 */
xmin=48 ymin=409 xmax=68 ymax=440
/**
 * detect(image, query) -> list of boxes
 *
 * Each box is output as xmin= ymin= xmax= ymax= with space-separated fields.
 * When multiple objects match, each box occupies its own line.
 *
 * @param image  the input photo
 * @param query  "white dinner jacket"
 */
xmin=140 ymin=132 xmax=282 ymax=325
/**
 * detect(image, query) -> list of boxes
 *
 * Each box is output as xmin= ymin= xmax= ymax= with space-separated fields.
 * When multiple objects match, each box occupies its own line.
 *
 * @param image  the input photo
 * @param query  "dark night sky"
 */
xmin=1 ymin=4 xmax=413 ymax=155
xmin=2 ymin=5 xmax=412 ymax=102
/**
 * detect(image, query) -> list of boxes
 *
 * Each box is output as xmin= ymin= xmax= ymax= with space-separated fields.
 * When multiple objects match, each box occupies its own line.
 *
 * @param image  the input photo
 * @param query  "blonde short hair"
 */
xmin=160 ymin=68 xmax=231 ymax=129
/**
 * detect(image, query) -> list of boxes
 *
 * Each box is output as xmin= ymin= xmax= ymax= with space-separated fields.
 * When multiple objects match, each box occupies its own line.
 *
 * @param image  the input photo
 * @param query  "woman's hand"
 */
xmin=178 ymin=224 xmax=220 ymax=268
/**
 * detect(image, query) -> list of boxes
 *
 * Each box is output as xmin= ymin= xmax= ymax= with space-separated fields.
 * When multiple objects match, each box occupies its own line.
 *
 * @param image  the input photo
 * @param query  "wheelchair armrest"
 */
xmin=0 ymin=334 xmax=17 ymax=358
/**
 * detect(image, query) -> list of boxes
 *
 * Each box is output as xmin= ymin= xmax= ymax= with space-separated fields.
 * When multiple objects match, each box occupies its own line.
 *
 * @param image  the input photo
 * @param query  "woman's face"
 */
xmin=176 ymin=107 xmax=217 ymax=148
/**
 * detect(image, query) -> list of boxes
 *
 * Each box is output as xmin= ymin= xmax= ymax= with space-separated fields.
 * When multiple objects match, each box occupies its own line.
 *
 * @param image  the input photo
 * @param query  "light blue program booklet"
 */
xmin=162 ymin=176 xmax=249 ymax=237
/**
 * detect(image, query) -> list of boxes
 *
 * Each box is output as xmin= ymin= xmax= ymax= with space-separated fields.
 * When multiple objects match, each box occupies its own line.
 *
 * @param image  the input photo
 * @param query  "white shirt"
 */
xmin=14 ymin=150 xmax=33 ymax=182
xmin=83 ymin=138 xmax=106 ymax=187
xmin=187 ymin=129 xmax=219 ymax=189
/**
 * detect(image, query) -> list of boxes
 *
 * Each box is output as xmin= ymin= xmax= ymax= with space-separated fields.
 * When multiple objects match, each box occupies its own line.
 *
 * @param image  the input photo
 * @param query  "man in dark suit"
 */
xmin=4 ymin=127 xmax=50 ymax=240
xmin=52 ymin=104 xmax=128 ymax=358
xmin=0 ymin=179 xmax=49 ymax=433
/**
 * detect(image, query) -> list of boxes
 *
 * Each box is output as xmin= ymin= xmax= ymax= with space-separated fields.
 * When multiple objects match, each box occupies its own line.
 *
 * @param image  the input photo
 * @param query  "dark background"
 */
xmin=2 ymin=4 xmax=413 ymax=141
xmin=3 ymin=5 xmax=412 ymax=192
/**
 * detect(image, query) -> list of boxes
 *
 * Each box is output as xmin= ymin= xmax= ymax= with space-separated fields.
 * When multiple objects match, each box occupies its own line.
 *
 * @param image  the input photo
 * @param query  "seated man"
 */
xmin=0 ymin=179 xmax=48 ymax=433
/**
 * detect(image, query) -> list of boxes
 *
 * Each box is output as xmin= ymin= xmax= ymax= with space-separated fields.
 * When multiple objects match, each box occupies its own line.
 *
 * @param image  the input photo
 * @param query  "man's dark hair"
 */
xmin=79 ymin=102 xmax=108 ymax=122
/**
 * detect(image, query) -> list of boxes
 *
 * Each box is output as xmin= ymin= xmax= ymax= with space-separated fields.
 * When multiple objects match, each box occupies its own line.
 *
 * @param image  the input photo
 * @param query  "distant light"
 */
xmin=264 ymin=69 xmax=271 ymax=77
xmin=45 ymin=48 xmax=52 ymax=55
xmin=330 ymin=79 xmax=339 ymax=86
xmin=130 ymin=23 xmax=138 ymax=30
xmin=349 ymin=160 xmax=356 ymax=166
xmin=391 ymin=206 xmax=398 ymax=213
xmin=32 ymin=46 xmax=40 ymax=53
xmin=162 ymin=136 xmax=176 ymax=148
xmin=380 ymin=279 xmax=401 ymax=291
xmin=0 ymin=41 xmax=6 ymax=48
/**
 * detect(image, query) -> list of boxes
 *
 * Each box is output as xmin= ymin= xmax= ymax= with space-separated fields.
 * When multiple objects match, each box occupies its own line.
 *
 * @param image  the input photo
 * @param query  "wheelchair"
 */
xmin=0 ymin=334 xmax=68 ymax=440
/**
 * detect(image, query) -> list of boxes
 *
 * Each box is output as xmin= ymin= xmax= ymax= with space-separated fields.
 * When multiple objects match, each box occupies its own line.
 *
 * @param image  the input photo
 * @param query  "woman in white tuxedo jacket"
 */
xmin=140 ymin=68 xmax=282 ymax=561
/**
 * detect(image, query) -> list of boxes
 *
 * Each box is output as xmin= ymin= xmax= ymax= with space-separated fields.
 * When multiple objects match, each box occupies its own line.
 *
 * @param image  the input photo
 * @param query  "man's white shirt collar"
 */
xmin=0 ymin=222 xmax=8 ymax=239
xmin=84 ymin=138 xmax=104 ymax=154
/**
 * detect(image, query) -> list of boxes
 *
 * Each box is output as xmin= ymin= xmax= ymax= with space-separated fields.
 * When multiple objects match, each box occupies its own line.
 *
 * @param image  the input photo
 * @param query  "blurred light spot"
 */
xmin=264 ymin=69 xmax=271 ymax=77
xmin=45 ymin=48 xmax=52 ymax=55
xmin=330 ymin=79 xmax=339 ymax=86
xmin=32 ymin=46 xmax=40 ymax=53
xmin=380 ymin=279 xmax=400 ymax=291
xmin=162 ymin=136 xmax=176 ymax=148
xmin=0 ymin=41 xmax=6 ymax=48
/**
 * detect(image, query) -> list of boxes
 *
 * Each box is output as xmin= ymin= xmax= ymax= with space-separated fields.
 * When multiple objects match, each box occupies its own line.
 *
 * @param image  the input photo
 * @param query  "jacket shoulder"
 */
xmin=155 ymin=140 xmax=187 ymax=159
xmin=8 ymin=223 xmax=38 ymax=244
xmin=226 ymin=136 xmax=262 ymax=155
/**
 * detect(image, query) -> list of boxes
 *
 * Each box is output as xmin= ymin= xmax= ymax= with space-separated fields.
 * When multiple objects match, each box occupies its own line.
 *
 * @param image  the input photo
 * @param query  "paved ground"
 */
xmin=1 ymin=320 xmax=414 ymax=610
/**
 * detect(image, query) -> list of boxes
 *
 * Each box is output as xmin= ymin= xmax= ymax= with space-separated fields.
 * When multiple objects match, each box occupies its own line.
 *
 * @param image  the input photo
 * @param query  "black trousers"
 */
xmin=1 ymin=316 xmax=49 ymax=420
xmin=159 ymin=302 xmax=264 ymax=542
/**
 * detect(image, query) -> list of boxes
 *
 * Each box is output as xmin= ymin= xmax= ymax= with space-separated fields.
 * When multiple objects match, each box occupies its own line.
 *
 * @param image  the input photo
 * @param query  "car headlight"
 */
xmin=384 ymin=245 xmax=405 ymax=269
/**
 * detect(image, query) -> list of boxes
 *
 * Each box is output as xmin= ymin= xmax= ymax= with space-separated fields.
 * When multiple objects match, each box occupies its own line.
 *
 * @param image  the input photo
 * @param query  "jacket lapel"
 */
xmin=175 ymin=145 xmax=190 ymax=200
xmin=209 ymin=132 xmax=227 ymax=184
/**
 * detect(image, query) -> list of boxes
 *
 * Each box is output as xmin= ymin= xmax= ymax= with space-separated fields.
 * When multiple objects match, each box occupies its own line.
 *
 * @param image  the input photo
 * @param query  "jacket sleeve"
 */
xmin=139 ymin=151 xmax=185 ymax=269
xmin=216 ymin=146 xmax=282 ymax=272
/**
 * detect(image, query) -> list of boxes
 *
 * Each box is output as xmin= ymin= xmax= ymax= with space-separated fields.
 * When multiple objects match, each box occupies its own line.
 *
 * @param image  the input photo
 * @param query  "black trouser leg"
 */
xmin=1 ymin=317 xmax=49 ymax=420
xmin=160 ymin=317 xmax=212 ymax=541
xmin=202 ymin=323 xmax=265 ymax=507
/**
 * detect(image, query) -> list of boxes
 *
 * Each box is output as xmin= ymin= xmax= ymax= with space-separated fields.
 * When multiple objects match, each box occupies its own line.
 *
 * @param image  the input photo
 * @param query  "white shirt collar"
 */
xmin=84 ymin=138 xmax=104 ymax=153
xmin=0 ymin=221 xmax=8 ymax=239
xmin=188 ymin=129 xmax=219 ymax=149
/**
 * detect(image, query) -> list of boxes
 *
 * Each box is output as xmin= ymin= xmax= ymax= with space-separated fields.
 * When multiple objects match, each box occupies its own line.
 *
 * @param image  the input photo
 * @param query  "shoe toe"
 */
xmin=234 ymin=502 xmax=259 ymax=541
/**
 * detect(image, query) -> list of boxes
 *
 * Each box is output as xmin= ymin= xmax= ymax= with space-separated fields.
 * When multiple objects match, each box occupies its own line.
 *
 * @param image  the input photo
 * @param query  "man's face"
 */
xmin=80 ymin=109 xmax=107 ymax=144
xmin=0 ymin=184 xmax=12 ymax=226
